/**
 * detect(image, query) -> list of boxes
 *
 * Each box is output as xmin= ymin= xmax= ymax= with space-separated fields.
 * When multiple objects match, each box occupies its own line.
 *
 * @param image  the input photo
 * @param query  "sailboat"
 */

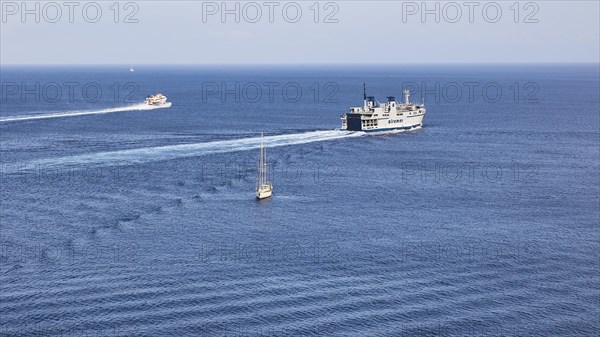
xmin=129 ymin=66 xmax=135 ymax=72
xmin=256 ymin=133 xmax=273 ymax=199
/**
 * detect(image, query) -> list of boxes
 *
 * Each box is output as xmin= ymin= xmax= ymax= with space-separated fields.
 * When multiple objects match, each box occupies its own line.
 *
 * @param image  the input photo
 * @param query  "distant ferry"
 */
xmin=341 ymin=84 xmax=426 ymax=132
xmin=145 ymin=93 xmax=168 ymax=106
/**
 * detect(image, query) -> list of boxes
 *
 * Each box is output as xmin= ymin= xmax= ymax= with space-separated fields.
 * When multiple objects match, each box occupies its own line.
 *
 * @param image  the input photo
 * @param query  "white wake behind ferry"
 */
xmin=341 ymin=85 xmax=426 ymax=132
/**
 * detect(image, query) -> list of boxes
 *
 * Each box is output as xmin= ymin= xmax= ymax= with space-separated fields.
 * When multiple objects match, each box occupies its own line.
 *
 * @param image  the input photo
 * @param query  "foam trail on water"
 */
xmin=0 ymin=103 xmax=172 ymax=123
xmin=14 ymin=130 xmax=363 ymax=171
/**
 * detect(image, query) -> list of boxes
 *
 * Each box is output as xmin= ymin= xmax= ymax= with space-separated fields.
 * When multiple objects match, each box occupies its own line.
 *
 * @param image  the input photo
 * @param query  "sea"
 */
xmin=0 ymin=64 xmax=598 ymax=336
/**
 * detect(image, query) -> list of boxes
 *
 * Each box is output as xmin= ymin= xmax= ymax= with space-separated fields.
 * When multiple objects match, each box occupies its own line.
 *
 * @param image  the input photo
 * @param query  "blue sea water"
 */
xmin=0 ymin=64 xmax=598 ymax=336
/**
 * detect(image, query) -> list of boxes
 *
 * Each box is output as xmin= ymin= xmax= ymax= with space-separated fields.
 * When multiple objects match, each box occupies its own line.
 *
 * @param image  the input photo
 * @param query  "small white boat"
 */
xmin=130 ymin=67 xmax=135 ymax=72
xmin=145 ymin=93 xmax=168 ymax=106
xmin=256 ymin=133 xmax=273 ymax=199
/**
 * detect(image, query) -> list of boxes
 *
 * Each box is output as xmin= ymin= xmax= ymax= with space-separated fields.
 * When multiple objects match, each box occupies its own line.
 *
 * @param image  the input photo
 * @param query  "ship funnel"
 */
xmin=363 ymin=83 xmax=367 ymax=109
xmin=403 ymin=89 xmax=410 ymax=105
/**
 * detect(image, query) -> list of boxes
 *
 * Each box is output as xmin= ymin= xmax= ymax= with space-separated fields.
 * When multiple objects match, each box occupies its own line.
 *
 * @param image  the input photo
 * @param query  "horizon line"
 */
xmin=2 ymin=62 xmax=599 ymax=67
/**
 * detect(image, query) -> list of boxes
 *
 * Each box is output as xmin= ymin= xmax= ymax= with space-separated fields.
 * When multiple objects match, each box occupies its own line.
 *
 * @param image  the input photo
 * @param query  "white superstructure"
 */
xmin=341 ymin=84 xmax=426 ymax=132
xmin=145 ymin=93 xmax=168 ymax=106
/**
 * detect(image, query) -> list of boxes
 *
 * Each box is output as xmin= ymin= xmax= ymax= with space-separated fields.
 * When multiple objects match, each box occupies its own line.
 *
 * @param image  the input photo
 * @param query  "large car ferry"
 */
xmin=341 ymin=85 xmax=426 ymax=132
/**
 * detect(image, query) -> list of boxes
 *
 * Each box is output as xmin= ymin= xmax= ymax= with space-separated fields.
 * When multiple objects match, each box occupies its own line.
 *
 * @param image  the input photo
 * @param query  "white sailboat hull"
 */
xmin=256 ymin=184 xmax=273 ymax=199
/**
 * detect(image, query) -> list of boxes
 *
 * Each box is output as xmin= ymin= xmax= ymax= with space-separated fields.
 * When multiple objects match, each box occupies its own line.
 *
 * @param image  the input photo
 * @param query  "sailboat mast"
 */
xmin=259 ymin=134 xmax=262 ymax=186
xmin=263 ymin=136 xmax=267 ymax=184
xmin=259 ymin=133 xmax=265 ymax=185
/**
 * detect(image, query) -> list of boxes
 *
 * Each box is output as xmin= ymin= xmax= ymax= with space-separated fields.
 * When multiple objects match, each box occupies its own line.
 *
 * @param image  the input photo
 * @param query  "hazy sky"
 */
xmin=1 ymin=1 xmax=599 ymax=64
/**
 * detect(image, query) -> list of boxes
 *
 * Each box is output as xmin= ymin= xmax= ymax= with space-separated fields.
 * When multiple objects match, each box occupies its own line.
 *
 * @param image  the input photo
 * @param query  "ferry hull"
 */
xmin=146 ymin=102 xmax=172 ymax=108
xmin=360 ymin=124 xmax=422 ymax=132
xmin=345 ymin=114 xmax=425 ymax=132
